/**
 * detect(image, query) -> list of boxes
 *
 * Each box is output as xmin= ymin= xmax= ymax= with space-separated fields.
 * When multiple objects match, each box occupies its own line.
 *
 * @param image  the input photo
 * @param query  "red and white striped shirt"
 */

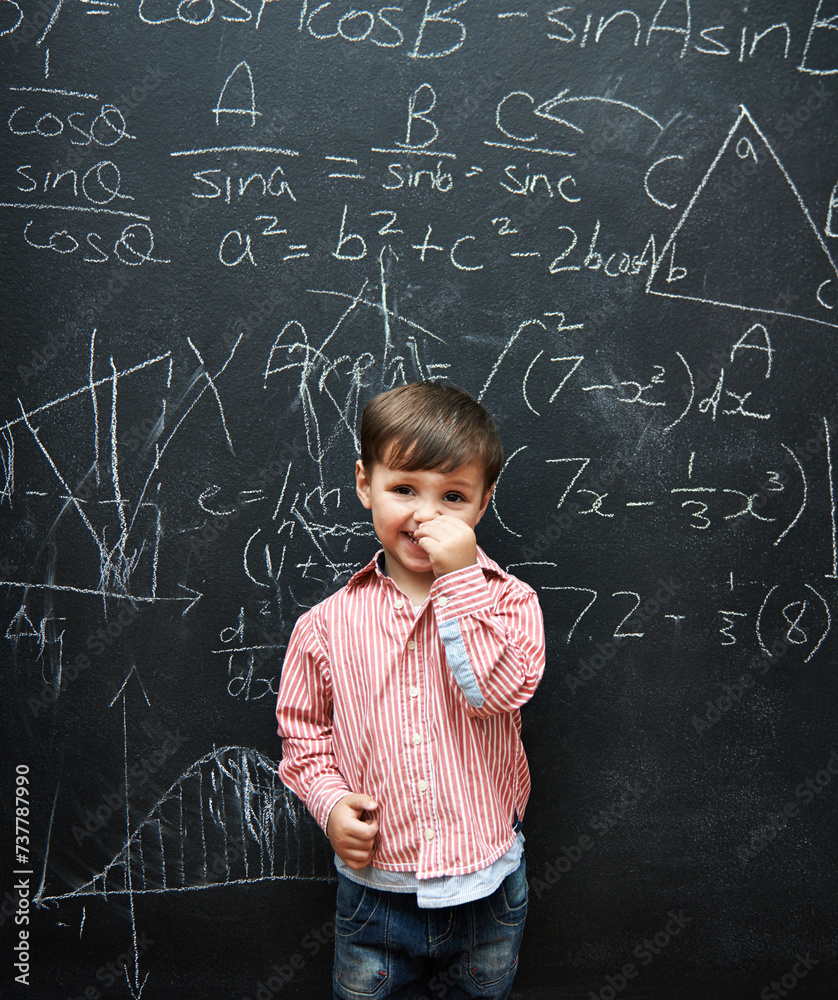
xmin=275 ymin=547 xmax=545 ymax=879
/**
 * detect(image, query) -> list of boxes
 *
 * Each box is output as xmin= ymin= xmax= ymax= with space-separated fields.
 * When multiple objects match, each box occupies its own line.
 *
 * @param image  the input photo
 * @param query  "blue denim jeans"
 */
xmin=333 ymin=858 xmax=527 ymax=1000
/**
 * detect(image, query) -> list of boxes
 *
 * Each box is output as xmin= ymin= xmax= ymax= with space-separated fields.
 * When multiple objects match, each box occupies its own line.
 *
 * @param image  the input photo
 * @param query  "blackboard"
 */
xmin=2 ymin=2 xmax=838 ymax=997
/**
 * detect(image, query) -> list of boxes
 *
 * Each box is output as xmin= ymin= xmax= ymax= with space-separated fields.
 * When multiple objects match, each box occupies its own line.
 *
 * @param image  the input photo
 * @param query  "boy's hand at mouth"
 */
xmin=412 ymin=515 xmax=477 ymax=578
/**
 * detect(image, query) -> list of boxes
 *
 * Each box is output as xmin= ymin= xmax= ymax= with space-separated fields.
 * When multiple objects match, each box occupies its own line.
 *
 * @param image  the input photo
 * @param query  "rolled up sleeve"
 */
xmin=431 ymin=564 xmax=545 ymax=718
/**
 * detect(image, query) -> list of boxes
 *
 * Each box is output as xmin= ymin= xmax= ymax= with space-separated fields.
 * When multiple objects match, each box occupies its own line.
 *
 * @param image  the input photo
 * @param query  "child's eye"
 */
xmin=444 ymin=492 xmax=465 ymax=503
xmin=393 ymin=486 xmax=413 ymax=496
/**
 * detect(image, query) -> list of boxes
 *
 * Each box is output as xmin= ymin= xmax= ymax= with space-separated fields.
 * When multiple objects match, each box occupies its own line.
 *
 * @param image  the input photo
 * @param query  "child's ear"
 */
xmin=474 ymin=483 xmax=494 ymax=525
xmin=355 ymin=460 xmax=373 ymax=510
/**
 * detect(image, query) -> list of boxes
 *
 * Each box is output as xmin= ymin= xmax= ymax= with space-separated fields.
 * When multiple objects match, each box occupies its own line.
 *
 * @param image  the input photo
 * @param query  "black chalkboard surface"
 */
xmin=2 ymin=2 xmax=838 ymax=997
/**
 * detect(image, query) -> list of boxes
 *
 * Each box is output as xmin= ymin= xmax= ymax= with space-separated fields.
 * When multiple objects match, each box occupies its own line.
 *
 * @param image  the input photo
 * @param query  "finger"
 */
xmin=342 ymin=841 xmax=375 ymax=858
xmin=413 ymin=518 xmax=445 ymax=536
xmin=346 ymin=825 xmax=378 ymax=844
xmin=345 ymin=793 xmax=378 ymax=813
xmin=342 ymin=835 xmax=375 ymax=852
xmin=415 ymin=523 xmax=462 ymax=545
xmin=350 ymin=809 xmax=379 ymax=828
xmin=414 ymin=524 xmax=448 ymax=543
xmin=343 ymin=842 xmax=375 ymax=858
xmin=341 ymin=852 xmax=373 ymax=869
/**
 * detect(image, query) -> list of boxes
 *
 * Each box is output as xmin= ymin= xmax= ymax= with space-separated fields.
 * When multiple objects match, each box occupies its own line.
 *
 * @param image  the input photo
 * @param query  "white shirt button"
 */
xmin=409 ymin=685 xmax=419 ymax=698
xmin=394 ymin=599 xmax=404 ymax=610
xmin=438 ymin=596 xmax=449 ymax=607
xmin=424 ymin=828 xmax=435 ymax=841
xmin=407 ymin=640 xmax=416 ymax=650
xmin=411 ymin=733 xmax=422 ymax=745
xmin=417 ymin=779 xmax=428 ymax=793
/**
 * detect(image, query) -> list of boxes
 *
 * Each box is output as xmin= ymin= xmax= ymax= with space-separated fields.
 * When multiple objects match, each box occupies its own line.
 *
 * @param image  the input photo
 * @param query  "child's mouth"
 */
xmin=404 ymin=532 xmax=420 ymax=546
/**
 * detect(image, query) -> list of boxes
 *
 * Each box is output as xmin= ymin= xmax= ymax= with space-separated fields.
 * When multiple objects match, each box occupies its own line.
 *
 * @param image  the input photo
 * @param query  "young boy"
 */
xmin=275 ymin=382 xmax=545 ymax=999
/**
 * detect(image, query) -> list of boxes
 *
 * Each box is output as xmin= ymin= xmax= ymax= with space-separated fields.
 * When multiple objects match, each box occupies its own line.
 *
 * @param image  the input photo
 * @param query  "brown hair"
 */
xmin=359 ymin=382 xmax=504 ymax=490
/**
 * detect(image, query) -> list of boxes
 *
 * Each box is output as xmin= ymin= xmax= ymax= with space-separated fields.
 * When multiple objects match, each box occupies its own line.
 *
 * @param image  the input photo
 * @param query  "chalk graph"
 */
xmin=38 ymin=746 xmax=332 ymax=904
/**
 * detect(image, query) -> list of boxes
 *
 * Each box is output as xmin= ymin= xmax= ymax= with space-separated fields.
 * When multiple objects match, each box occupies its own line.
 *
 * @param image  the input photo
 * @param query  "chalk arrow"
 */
xmin=109 ymin=664 xmax=151 ymax=708
xmin=0 ymin=581 xmax=203 ymax=614
xmin=177 ymin=584 xmax=203 ymax=615
xmin=534 ymin=90 xmax=663 ymax=133
xmin=125 ymin=969 xmax=149 ymax=1000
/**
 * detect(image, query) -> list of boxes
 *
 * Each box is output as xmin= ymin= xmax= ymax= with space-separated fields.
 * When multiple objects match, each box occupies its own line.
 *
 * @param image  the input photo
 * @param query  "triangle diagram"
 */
xmin=647 ymin=105 xmax=838 ymax=330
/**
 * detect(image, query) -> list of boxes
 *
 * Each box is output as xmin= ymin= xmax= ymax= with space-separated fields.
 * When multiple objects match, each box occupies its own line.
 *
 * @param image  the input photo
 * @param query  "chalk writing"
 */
xmin=3 ymin=6 xmax=838 ymax=995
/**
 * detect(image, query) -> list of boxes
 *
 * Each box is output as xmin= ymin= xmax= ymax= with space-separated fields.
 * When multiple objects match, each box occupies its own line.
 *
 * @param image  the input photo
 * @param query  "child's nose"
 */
xmin=413 ymin=499 xmax=438 ymax=522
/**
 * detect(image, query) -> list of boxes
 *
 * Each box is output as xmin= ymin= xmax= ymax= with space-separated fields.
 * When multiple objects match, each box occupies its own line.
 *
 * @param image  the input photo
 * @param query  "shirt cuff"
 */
xmin=307 ymin=777 xmax=353 ymax=833
xmin=429 ymin=563 xmax=493 ymax=620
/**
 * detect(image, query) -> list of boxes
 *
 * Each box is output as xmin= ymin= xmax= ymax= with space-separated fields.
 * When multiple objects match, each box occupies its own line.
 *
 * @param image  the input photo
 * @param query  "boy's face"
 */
xmin=355 ymin=455 xmax=493 ymax=599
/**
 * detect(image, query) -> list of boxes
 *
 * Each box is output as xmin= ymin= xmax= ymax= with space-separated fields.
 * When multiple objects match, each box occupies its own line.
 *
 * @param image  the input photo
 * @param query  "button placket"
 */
xmin=405 ymin=628 xmax=433 ymax=846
